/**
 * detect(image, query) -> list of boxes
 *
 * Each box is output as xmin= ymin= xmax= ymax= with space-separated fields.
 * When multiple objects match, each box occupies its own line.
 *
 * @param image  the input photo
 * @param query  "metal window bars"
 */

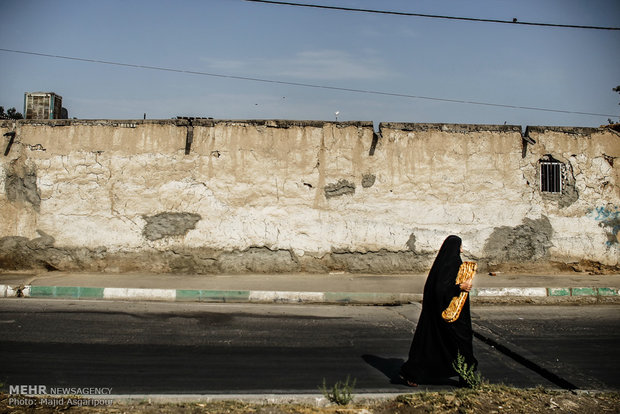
xmin=540 ymin=161 xmax=562 ymax=193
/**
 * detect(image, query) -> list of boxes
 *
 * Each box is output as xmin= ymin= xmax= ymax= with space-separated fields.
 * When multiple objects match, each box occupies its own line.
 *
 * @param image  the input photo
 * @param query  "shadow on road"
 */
xmin=361 ymin=354 xmax=406 ymax=385
xmin=362 ymin=354 xmax=461 ymax=387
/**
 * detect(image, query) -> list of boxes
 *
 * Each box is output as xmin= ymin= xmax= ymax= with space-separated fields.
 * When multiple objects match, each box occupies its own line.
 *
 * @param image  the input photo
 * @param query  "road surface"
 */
xmin=0 ymin=299 xmax=617 ymax=394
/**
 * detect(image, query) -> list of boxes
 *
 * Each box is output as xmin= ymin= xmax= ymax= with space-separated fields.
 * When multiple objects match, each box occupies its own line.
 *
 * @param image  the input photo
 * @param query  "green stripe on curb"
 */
xmin=176 ymin=290 xmax=250 ymax=302
xmin=571 ymin=287 xmax=596 ymax=296
xmin=598 ymin=288 xmax=618 ymax=296
xmin=548 ymin=288 xmax=570 ymax=296
xmin=29 ymin=286 xmax=55 ymax=297
xmin=202 ymin=290 xmax=250 ymax=302
xmin=56 ymin=287 xmax=80 ymax=298
xmin=176 ymin=289 xmax=201 ymax=301
xmin=29 ymin=286 xmax=104 ymax=299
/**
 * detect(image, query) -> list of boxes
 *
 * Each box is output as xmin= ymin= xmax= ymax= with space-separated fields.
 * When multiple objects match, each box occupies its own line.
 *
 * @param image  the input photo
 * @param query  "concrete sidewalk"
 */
xmin=1 ymin=271 xmax=619 ymax=304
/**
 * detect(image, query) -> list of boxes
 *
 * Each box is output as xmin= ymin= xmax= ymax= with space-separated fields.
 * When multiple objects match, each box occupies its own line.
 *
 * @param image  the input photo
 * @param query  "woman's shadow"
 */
xmin=361 ymin=355 xmax=408 ymax=385
xmin=362 ymin=355 xmax=460 ymax=386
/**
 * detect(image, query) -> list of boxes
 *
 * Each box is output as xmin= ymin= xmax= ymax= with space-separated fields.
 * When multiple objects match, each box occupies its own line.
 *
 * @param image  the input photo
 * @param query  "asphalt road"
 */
xmin=471 ymin=305 xmax=620 ymax=391
xmin=0 ymin=299 xmax=617 ymax=394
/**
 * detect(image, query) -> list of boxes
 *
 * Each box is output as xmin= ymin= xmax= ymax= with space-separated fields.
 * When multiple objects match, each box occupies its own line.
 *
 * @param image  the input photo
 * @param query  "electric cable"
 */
xmin=244 ymin=0 xmax=620 ymax=31
xmin=1 ymin=48 xmax=617 ymax=118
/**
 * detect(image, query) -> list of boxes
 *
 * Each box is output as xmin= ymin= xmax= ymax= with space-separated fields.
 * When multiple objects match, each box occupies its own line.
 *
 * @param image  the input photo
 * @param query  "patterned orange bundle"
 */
xmin=441 ymin=261 xmax=477 ymax=323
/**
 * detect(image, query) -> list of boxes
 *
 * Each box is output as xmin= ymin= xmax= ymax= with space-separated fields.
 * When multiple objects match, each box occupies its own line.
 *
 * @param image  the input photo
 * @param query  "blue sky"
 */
xmin=1 ymin=0 xmax=619 ymax=127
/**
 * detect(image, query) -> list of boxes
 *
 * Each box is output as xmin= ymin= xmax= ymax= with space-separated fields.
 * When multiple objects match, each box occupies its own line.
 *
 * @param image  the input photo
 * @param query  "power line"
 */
xmin=244 ymin=0 xmax=620 ymax=31
xmin=0 ymin=48 xmax=617 ymax=119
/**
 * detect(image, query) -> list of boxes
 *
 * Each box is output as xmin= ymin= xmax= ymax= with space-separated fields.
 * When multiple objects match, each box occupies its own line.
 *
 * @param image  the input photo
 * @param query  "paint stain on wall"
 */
xmin=588 ymin=206 xmax=620 ymax=246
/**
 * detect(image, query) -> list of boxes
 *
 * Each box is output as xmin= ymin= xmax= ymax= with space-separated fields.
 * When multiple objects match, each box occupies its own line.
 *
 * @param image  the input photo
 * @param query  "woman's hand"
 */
xmin=459 ymin=281 xmax=472 ymax=292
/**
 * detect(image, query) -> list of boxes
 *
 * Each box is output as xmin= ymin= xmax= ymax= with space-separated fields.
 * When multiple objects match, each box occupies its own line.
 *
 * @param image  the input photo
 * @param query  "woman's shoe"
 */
xmin=398 ymin=373 xmax=418 ymax=387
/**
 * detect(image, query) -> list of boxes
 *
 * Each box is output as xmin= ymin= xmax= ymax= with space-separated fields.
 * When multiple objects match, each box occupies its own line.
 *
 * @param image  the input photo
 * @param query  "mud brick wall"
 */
xmin=0 ymin=119 xmax=618 ymax=273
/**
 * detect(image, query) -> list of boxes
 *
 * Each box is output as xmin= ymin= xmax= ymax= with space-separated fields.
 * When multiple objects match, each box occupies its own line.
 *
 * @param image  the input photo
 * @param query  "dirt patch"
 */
xmin=380 ymin=386 xmax=620 ymax=414
xmin=1 ymin=234 xmax=615 ymax=275
xmin=2 ymin=387 xmax=618 ymax=413
xmin=328 ymin=249 xmax=430 ymax=273
xmin=566 ymin=259 xmax=620 ymax=275
xmin=219 ymin=247 xmax=300 ymax=273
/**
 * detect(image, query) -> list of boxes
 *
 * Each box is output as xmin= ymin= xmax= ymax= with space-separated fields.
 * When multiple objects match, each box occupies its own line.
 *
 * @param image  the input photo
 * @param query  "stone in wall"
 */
xmin=161 ymin=248 xmax=220 ymax=274
xmin=0 ymin=235 xmax=43 ymax=270
xmin=0 ymin=230 xmax=107 ymax=271
xmin=219 ymin=247 xmax=299 ymax=273
xmin=142 ymin=212 xmax=202 ymax=241
xmin=483 ymin=216 xmax=553 ymax=264
xmin=4 ymin=159 xmax=40 ymax=211
xmin=559 ymin=157 xmax=579 ymax=209
xmin=328 ymin=249 xmax=429 ymax=273
xmin=361 ymin=173 xmax=376 ymax=188
xmin=324 ymin=179 xmax=356 ymax=198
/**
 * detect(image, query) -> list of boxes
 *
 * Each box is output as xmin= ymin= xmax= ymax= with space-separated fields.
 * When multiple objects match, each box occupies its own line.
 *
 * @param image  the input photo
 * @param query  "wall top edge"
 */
xmin=0 ymin=120 xmax=613 ymax=136
xmin=381 ymin=123 xmax=618 ymax=136
xmin=525 ymin=125 xmax=609 ymax=135
xmin=0 ymin=119 xmax=373 ymax=128
xmin=380 ymin=122 xmax=523 ymax=133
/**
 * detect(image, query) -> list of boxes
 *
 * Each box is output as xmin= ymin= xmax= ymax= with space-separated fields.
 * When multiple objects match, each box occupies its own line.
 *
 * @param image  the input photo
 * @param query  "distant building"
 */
xmin=24 ymin=92 xmax=68 ymax=119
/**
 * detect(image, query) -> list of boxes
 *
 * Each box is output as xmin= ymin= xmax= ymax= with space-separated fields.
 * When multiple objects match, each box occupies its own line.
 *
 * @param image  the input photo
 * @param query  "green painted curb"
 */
xmin=14 ymin=285 xmax=620 ymax=303
xmin=571 ymin=287 xmax=597 ymax=296
xmin=29 ymin=286 xmax=104 ymax=299
xmin=28 ymin=286 xmax=55 ymax=297
xmin=175 ymin=289 xmax=201 ymax=300
xmin=548 ymin=288 xmax=570 ymax=296
xmin=176 ymin=289 xmax=250 ymax=302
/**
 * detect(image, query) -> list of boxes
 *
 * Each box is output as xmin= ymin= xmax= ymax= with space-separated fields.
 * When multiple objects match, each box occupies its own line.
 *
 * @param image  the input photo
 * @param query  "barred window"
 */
xmin=540 ymin=161 xmax=562 ymax=193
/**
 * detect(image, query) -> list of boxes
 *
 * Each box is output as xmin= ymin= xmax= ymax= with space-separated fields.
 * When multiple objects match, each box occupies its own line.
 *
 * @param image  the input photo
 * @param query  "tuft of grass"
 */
xmin=318 ymin=375 xmax=356 ymax=406
xmin=452 ymin=352 xmax=485 ymax=389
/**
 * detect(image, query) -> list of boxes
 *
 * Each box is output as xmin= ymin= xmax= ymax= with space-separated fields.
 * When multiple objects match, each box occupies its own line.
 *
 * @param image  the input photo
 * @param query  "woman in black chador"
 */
xmin=400 ymin=235 xmax=477 ymax=386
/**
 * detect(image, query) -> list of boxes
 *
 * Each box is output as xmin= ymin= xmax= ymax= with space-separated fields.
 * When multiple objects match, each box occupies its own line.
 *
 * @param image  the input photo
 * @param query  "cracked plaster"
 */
xmin=0 ymin=120 xmax=618 ymax=272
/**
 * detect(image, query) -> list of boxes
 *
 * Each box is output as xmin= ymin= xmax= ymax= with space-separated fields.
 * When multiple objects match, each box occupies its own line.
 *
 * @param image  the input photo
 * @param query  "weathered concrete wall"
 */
xmin=519 ymin=126 xmax=619 ymax=269
xmin=0 ymin=119 xmax=618 ymax=274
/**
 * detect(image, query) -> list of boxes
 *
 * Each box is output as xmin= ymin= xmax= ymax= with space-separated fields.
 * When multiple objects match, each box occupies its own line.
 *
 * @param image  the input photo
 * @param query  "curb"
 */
xmin=1 ymin=392 xmax=408 ymax=406
xmin=1 ymin=285 xmax=619 ymax=304
xmin=103 ymin=392 xmax=407 ymax=405
xmin=472 ymin=287 xmax=620 ymax=297
xmin=0 ymin=285 xmax=422 ymax=304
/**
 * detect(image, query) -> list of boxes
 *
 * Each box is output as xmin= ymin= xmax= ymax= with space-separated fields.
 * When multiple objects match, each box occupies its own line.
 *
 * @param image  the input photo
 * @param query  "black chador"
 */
xmin=400 ymin=235 xmax=477 ymax=385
